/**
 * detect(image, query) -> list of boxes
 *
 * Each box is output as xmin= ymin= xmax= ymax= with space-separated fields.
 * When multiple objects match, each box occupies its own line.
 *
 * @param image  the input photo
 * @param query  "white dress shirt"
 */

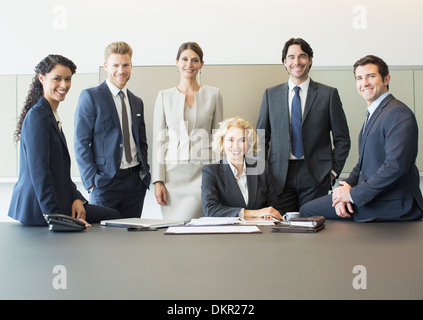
xmin=228 ymin=160 xmax=248 ymax=218
xmin=106 ymin=79 xmax=139 ymax=169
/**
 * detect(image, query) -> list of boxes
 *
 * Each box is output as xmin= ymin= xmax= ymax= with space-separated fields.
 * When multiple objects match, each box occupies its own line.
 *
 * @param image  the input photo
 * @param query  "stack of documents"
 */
xmin=186 ymin=217 xmax=240 ymax=226
xmin=186 ymin=216 xmax=278 ymax=226
xmin=165 ymin=217 xmax=263 ymax=235
xmin=271 ymin=216 xmax=325 ymax=233
xmin=165 ymin=225 xmax=262 ymax=235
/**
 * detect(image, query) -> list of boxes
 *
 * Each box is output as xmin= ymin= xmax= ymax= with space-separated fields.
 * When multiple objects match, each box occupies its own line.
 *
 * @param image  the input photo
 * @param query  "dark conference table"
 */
xmin=1 ymin=220 xmax=423 ymax=300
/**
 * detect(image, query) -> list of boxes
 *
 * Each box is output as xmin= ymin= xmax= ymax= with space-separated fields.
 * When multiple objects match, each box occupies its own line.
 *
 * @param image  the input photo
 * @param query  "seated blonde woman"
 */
xmin=201 ymin=117 xmax=283 ymax=219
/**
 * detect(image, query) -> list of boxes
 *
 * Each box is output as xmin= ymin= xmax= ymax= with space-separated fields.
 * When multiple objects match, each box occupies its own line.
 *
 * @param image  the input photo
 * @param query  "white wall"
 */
xmin=1 ymin=0 xmax=423 ymax=74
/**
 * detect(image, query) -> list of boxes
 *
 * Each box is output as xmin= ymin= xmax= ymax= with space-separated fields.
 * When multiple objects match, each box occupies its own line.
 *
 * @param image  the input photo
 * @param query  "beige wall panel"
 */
xmin=0 ymin=75 xmax=18 ymax=177
xmin=309 ymin=70 xmax=362 ymax=173
xmin=201 ymin=64 xmax=289 ymax=128
xmin=16 ymin=75 xmax=32 ymax=180
xmin=414 ymin=70 xmax=423 ymax=170
xmin=389 ymin=70 xmax=415 ymax=110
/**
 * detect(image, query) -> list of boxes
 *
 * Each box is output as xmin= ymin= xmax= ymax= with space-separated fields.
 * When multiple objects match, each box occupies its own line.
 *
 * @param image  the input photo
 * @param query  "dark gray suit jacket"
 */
xmin=345 ymin=94 xmax=423 ymax=221
xmin=201 ymin=159 xmax=281 ymax=217
xmin=256 ymin=79 xmax=350 ymax=192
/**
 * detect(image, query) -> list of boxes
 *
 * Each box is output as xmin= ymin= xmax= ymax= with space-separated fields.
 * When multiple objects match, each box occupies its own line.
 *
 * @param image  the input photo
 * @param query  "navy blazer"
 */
xmin=257 ymin=79 xmax=350 ymax=191
xmin=74 ymin=81 xmax=150 ymax=190
xmin=201 ymin=158 xmax=281 ymax=217
xmin=8 ymin=97 xmax=85 ymax=225
xmin=345 ymin=94 xmax=423 ymax=221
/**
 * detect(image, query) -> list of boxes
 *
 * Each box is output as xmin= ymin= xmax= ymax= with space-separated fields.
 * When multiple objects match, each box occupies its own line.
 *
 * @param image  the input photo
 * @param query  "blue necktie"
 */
xmin=291 ymin=86 xmax=303 ymax=158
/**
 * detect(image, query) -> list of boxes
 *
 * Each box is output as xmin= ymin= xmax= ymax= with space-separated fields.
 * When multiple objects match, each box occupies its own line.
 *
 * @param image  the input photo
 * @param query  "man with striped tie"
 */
xmin=257 ymin=38 xmax=351 ymax=213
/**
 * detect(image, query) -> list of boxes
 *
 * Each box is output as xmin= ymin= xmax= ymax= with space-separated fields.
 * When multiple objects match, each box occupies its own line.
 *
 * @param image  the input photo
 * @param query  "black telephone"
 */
xmin=44 ymin=214 xmax=86 ymax=232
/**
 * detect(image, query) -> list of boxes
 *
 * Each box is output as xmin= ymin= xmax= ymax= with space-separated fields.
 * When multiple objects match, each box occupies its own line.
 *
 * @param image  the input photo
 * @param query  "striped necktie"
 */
xmin=118 ymin=91 xmax=132 ymax=164
xmin=362 ymin=110 xmax=370 ymax=135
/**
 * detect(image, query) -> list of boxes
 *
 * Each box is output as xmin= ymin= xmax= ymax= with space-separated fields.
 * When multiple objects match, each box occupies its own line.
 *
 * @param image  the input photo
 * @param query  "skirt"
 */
xmin=161 ymin=161 xmax=204 ymax=221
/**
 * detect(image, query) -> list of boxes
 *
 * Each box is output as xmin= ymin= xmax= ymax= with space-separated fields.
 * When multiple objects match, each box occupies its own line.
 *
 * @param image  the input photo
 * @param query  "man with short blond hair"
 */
xmin=74 ymin=41 xmax=150 ymax=218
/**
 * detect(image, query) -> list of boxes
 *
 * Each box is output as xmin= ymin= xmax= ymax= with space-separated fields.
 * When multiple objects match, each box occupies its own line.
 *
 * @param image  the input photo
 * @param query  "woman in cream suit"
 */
xmin=152 ymin=42 xmax=223 ymax=221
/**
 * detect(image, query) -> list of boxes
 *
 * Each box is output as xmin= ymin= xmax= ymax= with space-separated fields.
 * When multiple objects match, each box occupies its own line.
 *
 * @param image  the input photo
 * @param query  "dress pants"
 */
xmin=89 ymin=170 xmax=146 ymax=219
xmin=279 ymin=160 xmax=330 ymax=213
xmin=300 ymin=193 xmax=423 ymax=222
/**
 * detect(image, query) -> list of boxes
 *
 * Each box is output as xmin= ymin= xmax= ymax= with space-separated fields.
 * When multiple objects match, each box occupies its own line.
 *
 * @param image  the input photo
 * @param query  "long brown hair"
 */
xmin=14 ymin=54 xmax=76 ymax=143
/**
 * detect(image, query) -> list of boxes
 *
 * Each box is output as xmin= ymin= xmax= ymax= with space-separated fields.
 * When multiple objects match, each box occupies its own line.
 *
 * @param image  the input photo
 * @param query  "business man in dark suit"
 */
xmin=74 ymin=42 xmax=150 ymax=218
xmin=300 ymin=55 xmax=423 ymax=222
xmin=256 ymin=38 xmax=350 ymax=213
xmin=201 ymin=117 xmax=282 ymax=219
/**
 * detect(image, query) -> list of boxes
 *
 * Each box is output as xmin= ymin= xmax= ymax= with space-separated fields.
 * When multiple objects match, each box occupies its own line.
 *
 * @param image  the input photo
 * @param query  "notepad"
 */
xmin=289 ymin=216 xmax=325 ymax=227
xmin=271 ymin=216 xmax=325 ymax=233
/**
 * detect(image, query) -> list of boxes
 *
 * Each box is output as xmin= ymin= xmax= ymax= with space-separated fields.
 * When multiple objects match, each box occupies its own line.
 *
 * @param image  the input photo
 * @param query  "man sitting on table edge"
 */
xmin=300 ymin=55 xmax=423 ymax=222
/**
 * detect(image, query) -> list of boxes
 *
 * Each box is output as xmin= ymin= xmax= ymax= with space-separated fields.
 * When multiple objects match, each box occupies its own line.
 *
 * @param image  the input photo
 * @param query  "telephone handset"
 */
xmin=44 ymin=214 xmax=86 ymax=232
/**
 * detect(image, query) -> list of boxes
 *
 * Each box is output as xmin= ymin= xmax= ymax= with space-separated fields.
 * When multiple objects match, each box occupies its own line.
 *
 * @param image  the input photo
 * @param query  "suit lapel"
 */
xmin=302 ymin=79 xmax=317 ymax=122
xmin=220 ymin=160 xmax=247 ymax=207
xmin=246 ymin=161 xmax=258 ymax=208
xmin=177 ymin=88 xmax=190 ymax=138
xmin=358 ymin=94 xmax=394 ymax=168
xmin=100 ymin=81 xmax=121 ymax=130
xmin=278 ymin=83 xmax=290 ymax=134
xmin=49 ymin=112 xmax=67 ymax=147
xmin=40 ymin=97 xmax=70 ymax=157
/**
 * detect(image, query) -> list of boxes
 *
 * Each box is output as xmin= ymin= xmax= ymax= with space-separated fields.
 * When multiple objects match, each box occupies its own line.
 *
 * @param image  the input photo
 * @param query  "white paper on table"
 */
xmin=164 ymin=225 xmax=262 ymax=234
xmin=186 ymin=217 xmax=240 ymax=226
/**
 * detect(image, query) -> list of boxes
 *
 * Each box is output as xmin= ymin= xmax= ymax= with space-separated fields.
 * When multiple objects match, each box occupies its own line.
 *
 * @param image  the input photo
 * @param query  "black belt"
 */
xmin=115 ymin=164 xmax=141 ymax=177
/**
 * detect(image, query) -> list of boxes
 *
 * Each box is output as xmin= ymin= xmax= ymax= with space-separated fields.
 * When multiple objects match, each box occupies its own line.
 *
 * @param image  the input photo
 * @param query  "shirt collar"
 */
xmin=228 ymin=159 xmax=247 ymax=178
xmin=367 ymin=91 xmax=390 ymax=115
xmin=288 ymin=77 xmax=310 ymax=92
xmin=106 ymin=79 xmax=127 ymax=97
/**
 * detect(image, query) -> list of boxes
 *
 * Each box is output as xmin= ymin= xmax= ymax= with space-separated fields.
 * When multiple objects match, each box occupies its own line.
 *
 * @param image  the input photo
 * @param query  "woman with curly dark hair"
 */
xmin=8 ymin=54 xmax=120 ymax=226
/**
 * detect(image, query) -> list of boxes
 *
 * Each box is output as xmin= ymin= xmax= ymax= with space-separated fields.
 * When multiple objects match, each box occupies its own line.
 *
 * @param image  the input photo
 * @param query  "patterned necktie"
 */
xmin=291 ymin=86 xmax=303 ymax=158
xmin=362 ymin=110 xmax=370 ymax=135
xmin=118 ymin=91 xmax=132 ymax=164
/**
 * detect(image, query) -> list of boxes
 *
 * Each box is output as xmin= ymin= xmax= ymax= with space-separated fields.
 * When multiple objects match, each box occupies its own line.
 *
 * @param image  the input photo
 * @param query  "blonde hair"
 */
xmin=212 ymin=116 xmax=258 ymax=158
xmin=104 ymin=41 xmax=133 ymax=61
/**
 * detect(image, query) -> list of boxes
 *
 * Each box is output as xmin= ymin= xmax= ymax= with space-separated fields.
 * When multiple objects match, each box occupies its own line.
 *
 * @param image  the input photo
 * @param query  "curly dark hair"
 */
xmin=13 ymin=54 xmax=77 ymax=143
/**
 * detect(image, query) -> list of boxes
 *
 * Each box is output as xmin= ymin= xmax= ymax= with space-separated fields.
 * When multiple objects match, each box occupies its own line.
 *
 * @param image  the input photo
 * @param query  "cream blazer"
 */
xmin=152 ymin=86 xmax=223 ymax=183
